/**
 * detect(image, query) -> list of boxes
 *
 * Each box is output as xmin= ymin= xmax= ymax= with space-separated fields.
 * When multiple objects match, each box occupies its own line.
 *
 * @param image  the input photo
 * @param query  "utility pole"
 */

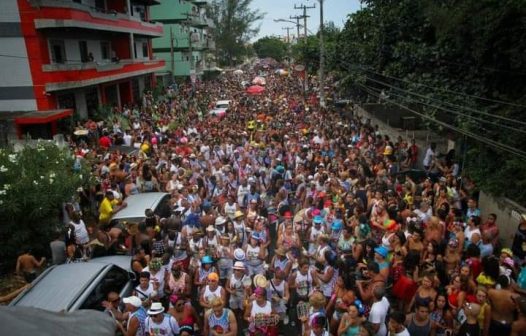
xmin=282 ymin=27 xmax=293 ymax=43
xmin=170 ymin=26 xmax=175 ymax=82
xmin=182 ymin=12 xmax=199 ymax=86
xmin=289 ymin=15 xmax=302 ymax=44
xmin=318 ymin=0 xmax=326 ymax=107
xmin=294 ymin=3 xmax=315 ymax=95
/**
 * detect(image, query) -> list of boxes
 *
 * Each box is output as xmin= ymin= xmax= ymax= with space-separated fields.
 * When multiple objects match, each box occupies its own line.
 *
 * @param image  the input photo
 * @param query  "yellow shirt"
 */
xmin=99 ymin=197 xmax=117 ymax=225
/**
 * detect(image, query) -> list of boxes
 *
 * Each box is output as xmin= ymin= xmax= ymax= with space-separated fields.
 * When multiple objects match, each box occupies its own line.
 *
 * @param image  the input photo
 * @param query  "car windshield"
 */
xmin=79 ymin=266 xmax=129 ymax=311
xmin=216 ymin=104 xmax=229 ymax=109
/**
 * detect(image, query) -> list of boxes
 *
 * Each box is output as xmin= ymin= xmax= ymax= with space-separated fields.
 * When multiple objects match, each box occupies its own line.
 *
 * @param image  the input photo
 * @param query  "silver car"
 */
xmin=9 ymin=256 xmax=133 ymax=312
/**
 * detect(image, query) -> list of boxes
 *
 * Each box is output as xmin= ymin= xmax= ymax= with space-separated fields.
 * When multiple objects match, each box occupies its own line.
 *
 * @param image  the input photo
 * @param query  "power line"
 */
xmin=362 ymin=66 xmax=526 ymax=108
xmin=364 ymin=83 xmax=526 ymax=135
xmin=364 ymin=76 xmax=526 ymax=129
xmin=331 ymin=58 xmax=526 ymax=108
xmin=331 ymin=58 xmax=526 ymax=125
xmin=357 ymin=83 xmax=526 ymax=160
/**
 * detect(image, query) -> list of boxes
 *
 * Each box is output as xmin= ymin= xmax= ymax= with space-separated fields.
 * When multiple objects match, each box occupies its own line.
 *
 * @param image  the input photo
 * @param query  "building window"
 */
xmin=79 ymin=41 xmax=88 ymax=63
xmin=142 ymin=42 xmax=148 ymax=58
xmin=100 ymin=41 xmax=110 ymax=60
xmin=50 ymin=40 xmax=66 ymax=64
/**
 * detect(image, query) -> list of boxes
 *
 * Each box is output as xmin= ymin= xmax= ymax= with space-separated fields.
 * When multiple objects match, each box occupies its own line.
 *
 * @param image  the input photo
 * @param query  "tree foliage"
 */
xmin=0 ymin=143 xmax=90 ymax=266
xmin=252 ymin=36 xmax=288 ymax=62
xmin=292 ymin=22 xmax=341 ymax=74
xmin=332 ymin=0 xmax=526 ymax=203
xmin=208 ymin=0 xmax=264 ymax=66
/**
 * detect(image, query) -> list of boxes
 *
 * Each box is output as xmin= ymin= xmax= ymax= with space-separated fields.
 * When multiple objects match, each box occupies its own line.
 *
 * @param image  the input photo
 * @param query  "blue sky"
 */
xmin=250 ymin=0 xmax=362 ymax=41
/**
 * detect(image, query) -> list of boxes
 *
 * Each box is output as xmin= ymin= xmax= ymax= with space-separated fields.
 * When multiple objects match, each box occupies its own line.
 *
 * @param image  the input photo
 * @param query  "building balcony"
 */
xmin=206 ymin=18 xmax=216 ymax=29
xmin=30 ymin=0 xmax=163 ymax=37
xmin=187 ymin=15 xmax=208 ymax=28
xmin=41 ymin=58 xmax=165 ymax=91
xmin=206 ymin=39 xmax=216 ymax=50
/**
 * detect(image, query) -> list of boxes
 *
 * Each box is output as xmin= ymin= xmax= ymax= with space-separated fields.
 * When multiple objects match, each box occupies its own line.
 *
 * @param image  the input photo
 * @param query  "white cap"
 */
xmin=123 ymin=296 xmax=142 ymax=308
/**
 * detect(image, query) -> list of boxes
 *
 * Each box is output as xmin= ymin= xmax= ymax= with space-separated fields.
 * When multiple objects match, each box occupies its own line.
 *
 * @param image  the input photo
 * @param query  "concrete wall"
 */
xmin=0 ymin=0 xmax=20 ymax=22
xmin=0 ymin=33 xmax=37 ymax=111
xmin=479 ymin=191 xmax=525 ymax=247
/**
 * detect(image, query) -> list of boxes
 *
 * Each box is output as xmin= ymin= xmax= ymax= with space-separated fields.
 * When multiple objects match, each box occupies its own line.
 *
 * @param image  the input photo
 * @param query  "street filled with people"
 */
xmin=39 ymin=62 xmax=526 ymax=336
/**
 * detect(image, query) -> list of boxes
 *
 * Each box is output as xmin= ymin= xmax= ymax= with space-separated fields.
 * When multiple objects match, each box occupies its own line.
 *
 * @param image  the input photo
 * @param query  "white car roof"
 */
xmin=216 ymin=100 xmax=230 ymax=105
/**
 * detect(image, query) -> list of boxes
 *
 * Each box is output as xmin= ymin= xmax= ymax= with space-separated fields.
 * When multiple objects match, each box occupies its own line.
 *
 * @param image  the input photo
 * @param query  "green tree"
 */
xmin=291 ymin=22 xmax=341 ymax=74
xmin=208 ymin=0 xmax=264 ymax=66
xmin=252 ymin=36 xmax=288 ymax=62
xmin=0 ymin=143 xmax=90 ymax=266
xmin=332 ymin=0 xmax=526 ymax=203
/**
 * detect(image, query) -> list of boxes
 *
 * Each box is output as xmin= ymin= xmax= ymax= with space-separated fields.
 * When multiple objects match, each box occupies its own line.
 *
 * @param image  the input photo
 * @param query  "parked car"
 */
xmin=208 ymin=100 xmax=231 ymax=117
xmin=109 ymin=192 xmax=171 ymax=227
xmin=9 ymin=256 xmax=133 ymax=312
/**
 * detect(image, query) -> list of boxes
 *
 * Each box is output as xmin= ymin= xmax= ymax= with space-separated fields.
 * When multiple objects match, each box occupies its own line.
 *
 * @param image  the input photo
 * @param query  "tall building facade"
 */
xmin=150 ymin=0 xmax=216 ymax=83
xmin=0 ymin=0 xmax=164 ymax=139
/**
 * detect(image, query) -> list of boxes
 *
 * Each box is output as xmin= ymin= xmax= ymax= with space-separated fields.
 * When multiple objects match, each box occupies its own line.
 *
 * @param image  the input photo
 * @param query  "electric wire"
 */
xmin=356 ymin=82 xmax=526 ymax=160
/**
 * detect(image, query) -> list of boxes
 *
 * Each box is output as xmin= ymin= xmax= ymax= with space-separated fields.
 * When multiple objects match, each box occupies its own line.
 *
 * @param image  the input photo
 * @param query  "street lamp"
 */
xmin=273 ymin=18 xmax=314 ymax=35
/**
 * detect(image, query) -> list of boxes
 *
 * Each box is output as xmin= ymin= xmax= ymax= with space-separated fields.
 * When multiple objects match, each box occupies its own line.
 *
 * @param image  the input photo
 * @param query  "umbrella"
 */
xmin=246 ymin=85 xmax=265 ymax=95
xmin=252 ymin=76 xmax=266 ymax=85
xmin=233 ymin=69 xmax=243 ymax=75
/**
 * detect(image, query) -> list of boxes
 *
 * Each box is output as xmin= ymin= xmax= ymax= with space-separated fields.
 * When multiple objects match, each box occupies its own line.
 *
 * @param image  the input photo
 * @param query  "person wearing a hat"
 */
xmin=308 ymin=215 xmax=326 ymax=257
xmin=244 ymin=287 xmax=278 ymax=336
xmin=204 ymin=225 xmax=219 ymax=255
xmin=123 ymin=296 xmax=147 ymax=336
xmin=373 ymin=246 xmax=390 ymax=281
xmin=270 ymin=246 xmax=292 ymax=278
xmin=214 ymin=216 xmax=227 ymax=235
xmin=225 ymin=261 xmax=250 ymax=314
xmin=145 ymin=302 xmax=180 ymax=335
xmin=216 ymin=233 xmax=234 ymax=281
xmin=200 ymin=272 xmax=226 ymax=310
xmin=245 ymin=232 xmax=267 ymax=276
xmin=194 ymin=255 xmax=217 ymax=290
xmin=232 ymin=211 xmax=248 ymax=247
xmin=143 ymin=258 xmax=167 ymax=300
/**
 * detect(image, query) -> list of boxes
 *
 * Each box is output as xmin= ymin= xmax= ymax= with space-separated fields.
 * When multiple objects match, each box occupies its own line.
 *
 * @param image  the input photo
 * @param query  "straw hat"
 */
xmin=253 ymin=274 xmax=268 ymax=288
xmin=233 ymin=261 xmax=245 ymax=270
xmin=234 ymin=210 xmax=244 ymax=218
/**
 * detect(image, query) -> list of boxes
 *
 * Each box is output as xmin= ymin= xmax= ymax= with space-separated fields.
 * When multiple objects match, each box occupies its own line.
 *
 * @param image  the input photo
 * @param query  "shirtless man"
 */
xmin=356 ymin=262 xmax=386 ymax=306
xmin=511 ymin=296 xmax=526 ymax=336
xmin=488 ymin=275 xmax=517 ymax=336
xmin=16 ymin=249 xmax=46 ymax=283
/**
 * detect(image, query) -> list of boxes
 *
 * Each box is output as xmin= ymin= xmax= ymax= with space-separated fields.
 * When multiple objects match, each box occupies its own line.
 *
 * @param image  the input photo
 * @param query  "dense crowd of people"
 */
xmin=43 ymin=63 xmax=526 ymax=336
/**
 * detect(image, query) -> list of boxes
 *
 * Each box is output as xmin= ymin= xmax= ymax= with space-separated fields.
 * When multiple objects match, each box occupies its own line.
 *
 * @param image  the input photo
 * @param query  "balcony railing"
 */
xmin=30 ymin=0 xmax=163 ymax=36
xmin=42 ymin=58 xmax=163 ymax=72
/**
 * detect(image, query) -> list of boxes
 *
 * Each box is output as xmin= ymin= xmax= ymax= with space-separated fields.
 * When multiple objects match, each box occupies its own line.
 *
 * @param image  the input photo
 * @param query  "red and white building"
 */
xmin=0 ymin=0 xmax=164 ymax=140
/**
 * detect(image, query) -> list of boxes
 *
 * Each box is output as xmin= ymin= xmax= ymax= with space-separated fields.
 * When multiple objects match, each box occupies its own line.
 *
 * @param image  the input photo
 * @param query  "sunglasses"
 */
xmin=110 ymin=297 xmax=121 ymax=303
